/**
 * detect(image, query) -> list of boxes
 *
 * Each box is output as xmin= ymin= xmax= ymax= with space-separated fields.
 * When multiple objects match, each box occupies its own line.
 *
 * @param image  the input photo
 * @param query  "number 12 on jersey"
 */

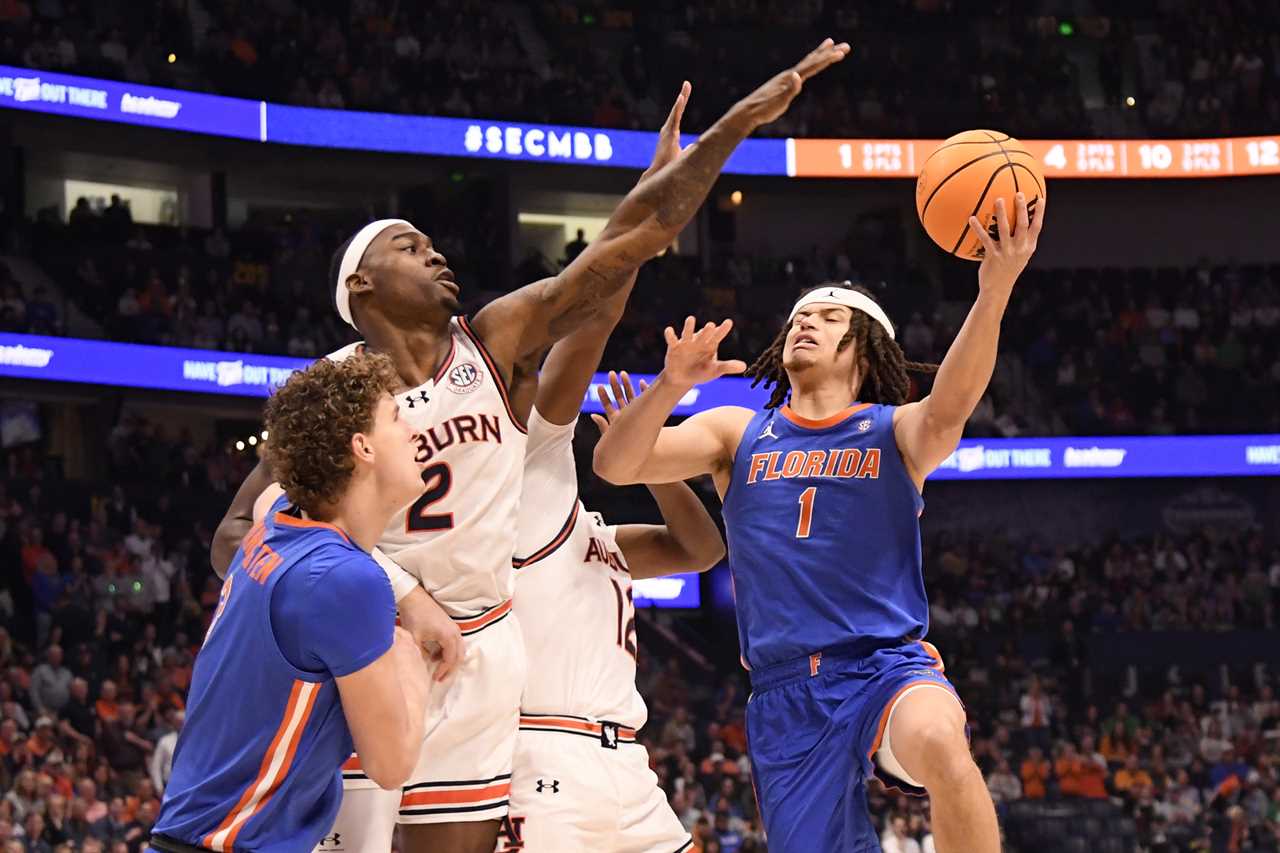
xmin=795 ymin=487 xmax=817 ymax=538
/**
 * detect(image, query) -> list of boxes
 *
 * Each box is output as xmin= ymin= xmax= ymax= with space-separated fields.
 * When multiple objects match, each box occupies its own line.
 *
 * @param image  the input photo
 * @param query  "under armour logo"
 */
xmin=535 ymin=779 xmax=560 ymax=794
xmin=759 ymin=421 xmax=779 ymax=440
xmin=318 ymin=833 xmax=343 ymax=850
xmin=404 ymin=390 xmax=430 ymax=408
xmin=826 ymin=288 xmax=841 ymax=298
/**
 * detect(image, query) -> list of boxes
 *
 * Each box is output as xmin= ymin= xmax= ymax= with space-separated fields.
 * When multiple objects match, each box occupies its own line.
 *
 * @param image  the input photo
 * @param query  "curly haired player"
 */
xmin=152 ymin=353 xmax=433 ymax=853
xmin=594 ymin=195 xmax=1045 ymax=853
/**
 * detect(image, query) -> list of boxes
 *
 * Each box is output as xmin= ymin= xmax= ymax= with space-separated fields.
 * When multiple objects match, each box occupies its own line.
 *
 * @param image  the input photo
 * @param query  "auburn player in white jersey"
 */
xmin=212 ymin=40 xmax=847 ymax=853
xmin=209 ymin=39 xmax=849 ymax=850
xmin=505 ymin=283 xmax=724 ymax=852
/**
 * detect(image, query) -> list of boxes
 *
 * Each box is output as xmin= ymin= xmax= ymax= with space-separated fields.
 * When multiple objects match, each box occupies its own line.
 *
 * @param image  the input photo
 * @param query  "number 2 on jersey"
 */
xmin=795 ymin=486 xmax=817 ymax=538
xmin=406 ymin=463 xmax=454 ymax=532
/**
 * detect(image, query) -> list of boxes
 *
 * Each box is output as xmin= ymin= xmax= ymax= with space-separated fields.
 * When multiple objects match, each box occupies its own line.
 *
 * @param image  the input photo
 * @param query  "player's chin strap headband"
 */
xmin=334 ymin=218 xmax=412 ymax=330
xmin=787 ymin=284 xmax=896 ymax=340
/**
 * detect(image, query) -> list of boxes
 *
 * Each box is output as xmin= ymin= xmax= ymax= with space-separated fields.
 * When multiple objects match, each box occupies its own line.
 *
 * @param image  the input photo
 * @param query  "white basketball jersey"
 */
xmin=513 ymin=408 xmax=647 ymax=730
xmin=328 ymin=317 xmax=527 ymax=615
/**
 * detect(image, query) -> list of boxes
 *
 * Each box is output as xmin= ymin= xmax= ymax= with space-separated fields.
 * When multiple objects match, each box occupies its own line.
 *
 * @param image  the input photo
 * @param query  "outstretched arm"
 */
xmin=529 ymin=85 xmax=689 ymax=423
xmin=593 ymin=374 xmax=725 ymax=579
xmin=592 ymin=319 xmax=751 ymax=486
xmin=894 ymin=192 xmax=1046 ymax=482
xmin=517 ymin=93 xmax=686 ymax=424
xmin=472 ymin=40 xmax=850 ymax=370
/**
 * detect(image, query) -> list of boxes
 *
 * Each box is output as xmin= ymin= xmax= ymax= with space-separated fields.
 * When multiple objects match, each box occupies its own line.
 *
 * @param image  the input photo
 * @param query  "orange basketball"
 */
xmin=915 ymin=130 xmax=1046 ymax=261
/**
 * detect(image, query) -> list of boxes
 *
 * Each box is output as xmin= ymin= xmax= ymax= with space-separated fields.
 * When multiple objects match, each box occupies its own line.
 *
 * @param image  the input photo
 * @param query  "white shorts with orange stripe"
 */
xmin=503 ymin=714 xmax=692 ymax=853
xmin=324 ymin=609 xmax=524 ymax=849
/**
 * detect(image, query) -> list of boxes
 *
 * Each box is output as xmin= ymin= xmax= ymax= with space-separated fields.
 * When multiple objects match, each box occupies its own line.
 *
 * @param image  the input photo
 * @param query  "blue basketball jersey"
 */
xmin=153 ymin=495 xmax=395 ymax=853
xmin=722 ymin=403 xmax=927 ymax=670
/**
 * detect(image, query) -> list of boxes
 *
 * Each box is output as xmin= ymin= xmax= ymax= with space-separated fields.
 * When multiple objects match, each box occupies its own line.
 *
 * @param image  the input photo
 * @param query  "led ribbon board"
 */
xmin=4 ymin=66 xmax=1278 ymax=178
xmin=3 ymin=334 xmax=1278 ymax=479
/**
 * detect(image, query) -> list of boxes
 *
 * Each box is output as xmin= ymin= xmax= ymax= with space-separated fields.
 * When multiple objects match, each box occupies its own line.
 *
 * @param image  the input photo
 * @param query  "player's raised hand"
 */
xmin=590 ymin=371 xmax=651 ymax=433
xmin=640 ymin=82 xmax=690 ymax=181
xmin=737 ymin=38 xmax=850 ymax=128
xmin=969 ymin=192 xmax=1046 ymax=297
xmin=661 ymin=317 xmax=748 ymax=389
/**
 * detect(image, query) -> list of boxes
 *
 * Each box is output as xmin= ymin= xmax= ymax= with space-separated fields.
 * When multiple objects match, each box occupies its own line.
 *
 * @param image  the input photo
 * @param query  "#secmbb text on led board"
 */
xmin=4 ymin=65 xmax=1279 ymax=180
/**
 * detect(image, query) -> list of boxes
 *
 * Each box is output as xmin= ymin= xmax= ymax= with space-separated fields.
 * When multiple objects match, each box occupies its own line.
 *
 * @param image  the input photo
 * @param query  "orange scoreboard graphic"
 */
xmin=788 ymin=136 xmax=1280 ymax=179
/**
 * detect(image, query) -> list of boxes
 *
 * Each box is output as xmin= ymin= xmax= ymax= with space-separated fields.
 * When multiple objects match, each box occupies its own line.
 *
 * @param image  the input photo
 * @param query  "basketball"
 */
xmin=915 ymin=130 xmax=1046 ymax=261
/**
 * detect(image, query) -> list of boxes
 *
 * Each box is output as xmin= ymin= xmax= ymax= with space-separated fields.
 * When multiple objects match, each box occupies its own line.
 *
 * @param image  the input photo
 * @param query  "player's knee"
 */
xmin=908 ymin=719 xmax=975 ymax=789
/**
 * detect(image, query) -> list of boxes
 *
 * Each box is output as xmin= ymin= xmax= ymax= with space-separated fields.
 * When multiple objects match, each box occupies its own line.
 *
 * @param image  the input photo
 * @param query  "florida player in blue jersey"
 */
xmin=594 ymin=194 xmax=1045 ymax=852
xmin=151 ymin=353 xmax=434 ymax=853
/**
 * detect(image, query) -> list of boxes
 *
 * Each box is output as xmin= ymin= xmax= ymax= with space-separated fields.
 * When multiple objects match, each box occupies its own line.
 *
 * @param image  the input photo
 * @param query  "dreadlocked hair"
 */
xmin=743 ymin=283 xmax=938 ymax=409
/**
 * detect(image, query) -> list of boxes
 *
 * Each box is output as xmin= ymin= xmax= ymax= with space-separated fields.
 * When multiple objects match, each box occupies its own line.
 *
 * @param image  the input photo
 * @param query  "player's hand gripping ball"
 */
xmin=916 ymin=130 xmax=1046 ymax=261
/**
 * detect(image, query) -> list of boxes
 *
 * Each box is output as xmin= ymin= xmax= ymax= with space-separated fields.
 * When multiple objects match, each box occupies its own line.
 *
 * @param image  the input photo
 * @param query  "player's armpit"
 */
xmin=212 ymin=459 xmax=274 ymax=579
xmin=891 ymin=398 xmax=964 ymax=487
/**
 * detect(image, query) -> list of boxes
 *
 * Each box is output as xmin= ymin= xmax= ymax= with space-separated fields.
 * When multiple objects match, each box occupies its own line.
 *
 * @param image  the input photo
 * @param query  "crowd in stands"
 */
xmin=0 ymin=416 xmax=254 ymax=850
xmin=3 ymin=0 xmax=1279 ymax=138
xmin=5 ymin=204 xmax=1279 ymax=438
xmin=2 ymin=410 xmax=1279 ymax=850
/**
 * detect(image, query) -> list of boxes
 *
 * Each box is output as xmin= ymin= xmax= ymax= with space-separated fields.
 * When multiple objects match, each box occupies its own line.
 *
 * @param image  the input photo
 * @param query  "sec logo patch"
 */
xmin=447 ymin=362 xmax=483 ymax=394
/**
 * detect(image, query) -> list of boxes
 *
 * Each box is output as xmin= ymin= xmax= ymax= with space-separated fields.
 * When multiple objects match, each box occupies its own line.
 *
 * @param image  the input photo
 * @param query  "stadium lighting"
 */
xmin=167 ymin=53 xmax=176 ymax=64
xmin=248 ymin=435 xmax=258 ymax=446
xmin=235 ymin=440 xmax=245 ymax=451
xmin=260 ymin=430 xmax=269 ymax=439
xmin=730 ymin=190 xmax=743 ymax=206
xmin=1058 ymin=21 xmax=1074 ymax=36
xmin=1126 ymin=96 xmax=1137 ymax=107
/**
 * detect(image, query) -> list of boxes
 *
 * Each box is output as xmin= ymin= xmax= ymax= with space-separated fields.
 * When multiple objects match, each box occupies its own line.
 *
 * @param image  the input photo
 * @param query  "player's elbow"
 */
xmin=676 ymin=534 xmax=725 ymax=574
xmin=693 ymin=537 xmax=727 ymax=572
xmin=361 ymin=751 xmax=415 ymax=791
xmin=358 ymin=725 xmax=424 ymax=790
xmin=592 ymin=446 xmax=639 ymax=486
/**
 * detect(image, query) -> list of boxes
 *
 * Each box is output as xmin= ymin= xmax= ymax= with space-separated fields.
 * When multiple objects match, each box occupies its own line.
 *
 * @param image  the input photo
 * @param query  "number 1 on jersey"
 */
xmin=795 ymin=487 xmax=817 ymax=538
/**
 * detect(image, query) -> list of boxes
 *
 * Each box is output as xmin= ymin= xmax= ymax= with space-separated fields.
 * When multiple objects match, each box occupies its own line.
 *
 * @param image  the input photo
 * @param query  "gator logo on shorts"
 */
xmin=447 ymin=362 xmax=483 ymax=394
xmin=496 ymin=815 xmax=526 ymax=851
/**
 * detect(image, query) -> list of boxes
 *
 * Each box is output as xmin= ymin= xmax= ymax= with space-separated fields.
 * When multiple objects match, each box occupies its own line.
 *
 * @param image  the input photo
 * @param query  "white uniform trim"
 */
xmin=788 ymin=284 xmax=896 ymax=340
xmin=334 ymin=219 xmax=412 ymax=329
xmin=875 ymin=682 xmax=962 ymax=787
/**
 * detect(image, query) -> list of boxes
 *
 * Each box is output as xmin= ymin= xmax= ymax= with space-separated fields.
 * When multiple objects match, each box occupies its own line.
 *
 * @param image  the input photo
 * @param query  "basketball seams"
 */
xmin=918 ymin=150 xmax=1013 ymax=220
xmin=947 ymin=163 xmax=1015 ymax=257
xmin=985 ymin=130 xmax=1021 ymax=199
xmin=1007 ymin=161 xmax=1045 ymax=198
xmin=922 ymin=131 xmax=1012 ymax=160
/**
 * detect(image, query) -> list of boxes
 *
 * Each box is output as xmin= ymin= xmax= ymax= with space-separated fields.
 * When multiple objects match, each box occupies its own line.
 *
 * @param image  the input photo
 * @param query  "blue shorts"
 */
xmin=744 ymin=639 xmax=957 ymax=853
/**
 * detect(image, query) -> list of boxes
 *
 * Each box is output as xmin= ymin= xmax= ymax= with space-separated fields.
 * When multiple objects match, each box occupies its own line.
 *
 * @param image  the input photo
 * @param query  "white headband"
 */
xmin=788 ymin=284 xmax=895 ymax=340
xmin=334 ymin=219 xmax=412 ymax=329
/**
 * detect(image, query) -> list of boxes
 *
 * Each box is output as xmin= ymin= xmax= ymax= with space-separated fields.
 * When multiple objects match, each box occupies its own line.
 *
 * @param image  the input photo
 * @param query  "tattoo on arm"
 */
xmin=545 ymin=256 xmax=637 ymax=337
xmin=640 ymin=121 xmax=750 ymax=230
